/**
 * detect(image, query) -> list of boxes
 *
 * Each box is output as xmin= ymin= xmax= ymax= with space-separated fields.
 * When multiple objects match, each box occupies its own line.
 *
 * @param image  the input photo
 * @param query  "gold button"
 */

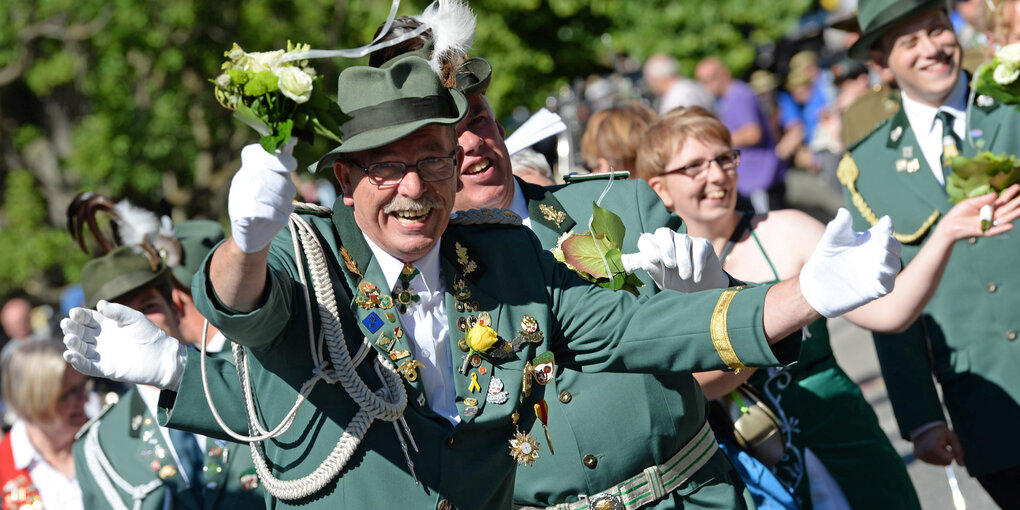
xmin=437 ymin=499 xmax=453 ymax=510
xmin=583 ymin=454 xmax=598 ymax=469
xmin=1007 ymin=330 xmax=1017 ymax=341
xmin=559 ymin=391 xmax=572 ymax=404
xmin=968 ymin=237 xmax=978 ymax=245
xmin=988 ymin=282 xmax=998 ymax=293
xmin=446 ymin=436 xmax=456 ymax=448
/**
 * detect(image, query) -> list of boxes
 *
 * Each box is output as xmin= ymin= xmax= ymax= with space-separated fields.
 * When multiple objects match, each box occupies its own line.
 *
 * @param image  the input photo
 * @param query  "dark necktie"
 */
xmin=168 ymin=428 xmax=206 ymax=506
xmin=936 ymin=110 xmax=961 ymax=180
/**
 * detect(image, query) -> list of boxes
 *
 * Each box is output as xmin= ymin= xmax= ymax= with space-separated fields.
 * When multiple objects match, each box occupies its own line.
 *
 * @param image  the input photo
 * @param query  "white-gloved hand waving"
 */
xmin=228 ymin=140 xmax=298 ymax=253
xmin=61 ymin=300 xmax=188 ymax=391
xmin=620 ymin=227 xmax=729 ymax=293
xmin=800 ymin=208 xmax=902 ymax=318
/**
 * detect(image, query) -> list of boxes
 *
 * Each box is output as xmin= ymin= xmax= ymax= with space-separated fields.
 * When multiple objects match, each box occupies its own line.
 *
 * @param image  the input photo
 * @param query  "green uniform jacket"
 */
xmin=841 ymin=92 xmax=1020 ymax=477
xmin=74 ymin=387 xmax=264 ymax=510
xmin=512 ymin=177 xmax=744 ymax=508
xmin=173 ymin=200 xmax=795 ymax=510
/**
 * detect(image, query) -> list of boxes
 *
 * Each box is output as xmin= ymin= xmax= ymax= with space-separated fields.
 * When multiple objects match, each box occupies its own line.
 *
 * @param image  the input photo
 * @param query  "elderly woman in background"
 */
xmin=634 ymin=107 xmax=1020 ymax=510
xmin=0 ymin=338 xmax=88 ymax=510
xmin=580 ymin=102 xmax=656 ymax=175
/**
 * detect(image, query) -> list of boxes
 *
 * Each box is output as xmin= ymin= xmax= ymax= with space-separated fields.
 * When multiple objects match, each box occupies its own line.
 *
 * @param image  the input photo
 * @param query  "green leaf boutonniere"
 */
xmin=550 ymin=203 xmax=644 ymax=295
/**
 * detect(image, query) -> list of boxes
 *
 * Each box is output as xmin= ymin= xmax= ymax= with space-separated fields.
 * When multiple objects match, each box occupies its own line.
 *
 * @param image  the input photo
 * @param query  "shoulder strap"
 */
xmin=718 ymin=210 xmax=755 ymax=262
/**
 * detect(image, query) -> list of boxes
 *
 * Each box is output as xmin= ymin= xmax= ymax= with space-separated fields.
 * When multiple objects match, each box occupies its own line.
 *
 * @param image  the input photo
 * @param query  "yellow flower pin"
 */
xmin=466 ymin=323 xmax=499 ymax=353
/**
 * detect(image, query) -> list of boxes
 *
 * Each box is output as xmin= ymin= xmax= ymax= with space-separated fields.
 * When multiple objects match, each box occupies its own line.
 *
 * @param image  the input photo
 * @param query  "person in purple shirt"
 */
xmin=696 ymin=57 xmax=785 ymax=212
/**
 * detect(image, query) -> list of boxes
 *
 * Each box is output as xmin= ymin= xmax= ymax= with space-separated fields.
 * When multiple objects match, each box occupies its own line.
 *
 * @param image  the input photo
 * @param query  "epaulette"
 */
xmin=846 ymin=116 xmax=893 ymax=153
xmin=450 ymin=208 xmax=523 ymax=226
xmin=563 ymin=171 xmax=630 ymax=184
xmin=292 ymin=202 xmax=333 ymax=216
xmin=75 ymin=400 xmax=116 ymax=440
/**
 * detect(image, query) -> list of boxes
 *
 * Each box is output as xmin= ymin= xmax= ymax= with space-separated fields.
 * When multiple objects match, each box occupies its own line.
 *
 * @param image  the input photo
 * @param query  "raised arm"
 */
xmin=210 ymin=142 xmax=298 ymax=312
xmin=845 ymin=184 xmax=1020 ymax=332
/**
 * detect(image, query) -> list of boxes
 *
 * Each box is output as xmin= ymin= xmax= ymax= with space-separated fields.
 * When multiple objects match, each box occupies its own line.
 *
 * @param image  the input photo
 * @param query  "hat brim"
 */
xmin=849 ymin=1 xmax=947 ymax=61
xmin=314 ymin=89 xmax=468 ymax=173
xmin=87 ymin=267 xmax=173 ymax=309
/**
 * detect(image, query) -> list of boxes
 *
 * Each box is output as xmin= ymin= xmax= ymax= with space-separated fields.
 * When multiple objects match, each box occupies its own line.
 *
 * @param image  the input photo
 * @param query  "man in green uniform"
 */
xmin=64 ymin=56 xmax=900 ymax=509
xmin=839 ymin=0 xmax=1020 ymax=505
xmin=67 ymin=246 xmax=264 ymax=510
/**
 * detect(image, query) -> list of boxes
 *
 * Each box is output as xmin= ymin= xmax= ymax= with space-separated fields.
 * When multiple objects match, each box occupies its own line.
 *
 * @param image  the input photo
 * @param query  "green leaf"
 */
xmin=233 ymin=103 xmax=271 ymax=136
xmin=561 ymin=233 xmax=616 ymax=278
xmin=259 ymin=119 xmax=292 ymax=153
xmin=590 ymin=202 xmax=626 ymax=247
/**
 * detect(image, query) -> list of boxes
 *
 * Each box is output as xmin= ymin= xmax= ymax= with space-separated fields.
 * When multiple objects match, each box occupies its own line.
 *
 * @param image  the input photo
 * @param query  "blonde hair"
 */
xmin=2 ymin=339 xmax=68 ymax=424
xmin=635 ymin=106 xmax=732 ymax=182
xmin=580 ymin=102 xmax=657 ymax=173
xmin=987 ymin=0 xmax=1020 ymax=46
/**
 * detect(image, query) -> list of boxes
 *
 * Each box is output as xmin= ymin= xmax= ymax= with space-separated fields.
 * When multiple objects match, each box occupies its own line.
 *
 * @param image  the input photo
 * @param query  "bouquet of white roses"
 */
xmin=213 ymin=41 xmax=346 ymax=154
xmin=974 ymin=42 xmax=1020 ymax=106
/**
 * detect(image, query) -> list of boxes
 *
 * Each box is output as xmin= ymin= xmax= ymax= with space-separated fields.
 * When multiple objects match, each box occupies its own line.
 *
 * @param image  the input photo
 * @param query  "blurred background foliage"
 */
xmin=0 ymin=0 xmax=814 ymax=301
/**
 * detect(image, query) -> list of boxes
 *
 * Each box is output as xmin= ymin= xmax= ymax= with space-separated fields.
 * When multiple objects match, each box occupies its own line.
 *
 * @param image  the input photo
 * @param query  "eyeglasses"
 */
xmin=348 ymin=152 xmax=458 ymax=188
xmin=662 ymin=150 xmax=741 ymax=179
xmin=59 ymin=378 xmax=94 ymax=404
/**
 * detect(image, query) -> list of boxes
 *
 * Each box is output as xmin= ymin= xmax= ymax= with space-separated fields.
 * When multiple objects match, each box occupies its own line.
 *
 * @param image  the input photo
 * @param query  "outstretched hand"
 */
xmin=800 ymin=208 xmax=902 ymax=318
xmin=61 ymin=300 xmax=188 ymax=391
xmin=937 ymin=183 xmax=1020 ymax=240
xmin=621 ymin=228 xmax=729 ymax=293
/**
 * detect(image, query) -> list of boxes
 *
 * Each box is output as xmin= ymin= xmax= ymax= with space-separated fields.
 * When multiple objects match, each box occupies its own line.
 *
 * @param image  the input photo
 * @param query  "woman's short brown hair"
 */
xmin=580 ymin=102 xmax=657 ymax=173
xmin=635 ymin=106 xmax=732 ymax=182
xmin=2 ymin=338 xmax=68 ymax=424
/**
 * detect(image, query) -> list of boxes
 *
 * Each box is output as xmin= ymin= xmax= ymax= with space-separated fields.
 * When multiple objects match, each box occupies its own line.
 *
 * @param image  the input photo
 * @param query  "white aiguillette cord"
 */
xmin=197 ymin=204 xmax=416 ymax=500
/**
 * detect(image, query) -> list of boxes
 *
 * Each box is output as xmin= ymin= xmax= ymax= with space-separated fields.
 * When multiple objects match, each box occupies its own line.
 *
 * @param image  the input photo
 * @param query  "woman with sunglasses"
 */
xmin=635 ymin=106 xmax=1020 ymax=510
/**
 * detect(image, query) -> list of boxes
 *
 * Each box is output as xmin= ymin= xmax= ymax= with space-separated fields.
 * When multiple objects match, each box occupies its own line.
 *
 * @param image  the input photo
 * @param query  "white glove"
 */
xmin=800 ymin=208 xmax=902 ymax=318
xmin=60 ymin=300 xmax=188 ymax=391
xmin=228 ymin=140 xmax=298 ymax=253
xmin=620 ymin=227 xmax=729 ymax=293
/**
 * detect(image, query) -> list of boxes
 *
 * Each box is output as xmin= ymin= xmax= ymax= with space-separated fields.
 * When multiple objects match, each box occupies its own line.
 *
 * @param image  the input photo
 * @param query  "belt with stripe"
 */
xmin=518 ymin=420 xmax=719 ymax=510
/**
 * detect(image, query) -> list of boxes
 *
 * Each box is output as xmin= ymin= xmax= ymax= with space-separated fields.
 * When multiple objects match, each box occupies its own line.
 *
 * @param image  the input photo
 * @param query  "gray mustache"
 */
xmin=383 ymin=195 xmax=443 ymax=214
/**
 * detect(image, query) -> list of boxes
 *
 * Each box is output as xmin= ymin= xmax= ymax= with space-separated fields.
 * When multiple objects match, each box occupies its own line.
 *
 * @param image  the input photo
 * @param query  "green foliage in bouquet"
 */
xmin=551 ymin=203 xmax=644 ymax=296
xmin=974 ymin=42 xmax=1020 ymax=109
xmin=213 ymin=42 xmax=348 ymax=156
xmin=946 ymin=152 xmax=1020 ymax=204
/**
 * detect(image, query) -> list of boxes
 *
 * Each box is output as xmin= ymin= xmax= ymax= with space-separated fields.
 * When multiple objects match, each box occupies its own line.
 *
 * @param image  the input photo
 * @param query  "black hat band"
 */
xmin=341 ymin=94 xmax=457 ymax=139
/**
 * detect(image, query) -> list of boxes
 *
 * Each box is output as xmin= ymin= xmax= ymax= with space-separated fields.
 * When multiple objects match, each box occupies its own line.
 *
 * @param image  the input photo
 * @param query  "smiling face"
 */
xmin=454 ymin=94 xmax=515 ymax=211
xmin=336 ymin=124 xmax=462 ymax=263
xmin=874 ymin=9 xmax=961 ymax=107
xmin=648 ymin=136 xmax=738 ymax=223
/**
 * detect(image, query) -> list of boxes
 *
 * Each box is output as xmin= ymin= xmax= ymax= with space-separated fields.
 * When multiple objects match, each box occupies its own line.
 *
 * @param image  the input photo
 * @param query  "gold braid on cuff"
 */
xmin=710 ymin=289 xmax=747 ymax=372
xmin=837 ymin=153 xmax=939 ymax=244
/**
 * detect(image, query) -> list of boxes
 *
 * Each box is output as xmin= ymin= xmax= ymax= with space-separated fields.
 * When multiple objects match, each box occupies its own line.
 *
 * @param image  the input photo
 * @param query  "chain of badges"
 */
xmin=2 ymin=475 xmax=41 ymax=510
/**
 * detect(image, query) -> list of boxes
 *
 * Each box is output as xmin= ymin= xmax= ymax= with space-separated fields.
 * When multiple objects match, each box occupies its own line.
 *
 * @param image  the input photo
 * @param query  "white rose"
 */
xmin=277 ymin=66 xmax=313 ymax=103
xmin=996 ymin=42 xmax=1020 ymax=63
xmin=242 ymin=50 xmax=285 ymax=73
xmin=215 ymin=73 xmax=231 ymax=88
xmin=993 ymin=63 xmax=1020 ymax=85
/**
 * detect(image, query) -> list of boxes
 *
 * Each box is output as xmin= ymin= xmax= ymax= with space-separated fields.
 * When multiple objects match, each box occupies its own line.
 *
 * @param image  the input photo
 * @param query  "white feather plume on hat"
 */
xmin=113 ymin=199 xmax=182 ymax=267
xmin=416 ymin=0 xmax=476 ymax=85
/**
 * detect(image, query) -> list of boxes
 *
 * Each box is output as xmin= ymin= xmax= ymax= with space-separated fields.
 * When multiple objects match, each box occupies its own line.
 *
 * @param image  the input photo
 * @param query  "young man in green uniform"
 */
xmin=67 ymin=246 xmax=264 ymax=510
xmin=839 ymin=0 xmax=1020 ymax=505
xmin=64 ymin=56 xmax=901 ymax=509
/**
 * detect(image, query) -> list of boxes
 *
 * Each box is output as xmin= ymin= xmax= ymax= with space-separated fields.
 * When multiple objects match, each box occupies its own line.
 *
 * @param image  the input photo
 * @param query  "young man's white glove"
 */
xmin=800 ymin=208 xmax=902 ymax=318
xmin=60 ymin=301 xmax=188 ymax=391
xmin=228 ymin=140 xmax=298 ymax=253
xmin=621 ymin=227 xmax=729 ymax=293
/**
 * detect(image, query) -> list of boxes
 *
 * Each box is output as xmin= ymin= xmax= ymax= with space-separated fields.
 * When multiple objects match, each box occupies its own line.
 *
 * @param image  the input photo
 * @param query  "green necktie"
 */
xmin=936 ymin=110 xmax=961 ymax=180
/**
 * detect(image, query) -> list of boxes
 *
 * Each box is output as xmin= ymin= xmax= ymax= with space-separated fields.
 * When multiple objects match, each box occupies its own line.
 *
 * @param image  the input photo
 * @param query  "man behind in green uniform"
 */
xmin=64 ymin=55 xmax=901 ymax=509
xmin=840 ymin=0 xmax=1020 ymax=505
xmin=68 ymin=245 xmax=264 ymax=510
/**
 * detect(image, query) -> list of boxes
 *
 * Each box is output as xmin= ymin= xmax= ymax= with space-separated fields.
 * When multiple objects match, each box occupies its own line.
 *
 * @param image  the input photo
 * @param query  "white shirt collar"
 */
xmin=509 ymin=179 xmax=531 ymax=227
xmin=901 ymin=72 xmax=968 ymax=138
xmin=363 ymin=234 xmax=442 ymax=294
xmin=10 ymin=420 xmax=38 ymax=470
xmin=205 ymin=331 xmax=227 ymax=354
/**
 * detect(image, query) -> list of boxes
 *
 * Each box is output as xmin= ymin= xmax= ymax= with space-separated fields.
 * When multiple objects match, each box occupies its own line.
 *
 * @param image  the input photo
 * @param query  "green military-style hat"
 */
xmin=849 ymin=0 xmax=950 ymax=61
xmin=455 ymin=57 xmax=492 ymax=97
xmin=172 ymin=219 xmax=225 ymax=286
xmin=314 ymin=56 xmax=468 ymax=173
xmin=81 ymin=245 xmax=173 ymax=308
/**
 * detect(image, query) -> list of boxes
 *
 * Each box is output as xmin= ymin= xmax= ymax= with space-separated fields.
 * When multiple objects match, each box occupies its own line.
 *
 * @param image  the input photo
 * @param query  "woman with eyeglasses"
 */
xmin=0 ymin=338 xmax=89 ymax=510
xmin=635 ymin=106 xmax=1020 ymax=510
